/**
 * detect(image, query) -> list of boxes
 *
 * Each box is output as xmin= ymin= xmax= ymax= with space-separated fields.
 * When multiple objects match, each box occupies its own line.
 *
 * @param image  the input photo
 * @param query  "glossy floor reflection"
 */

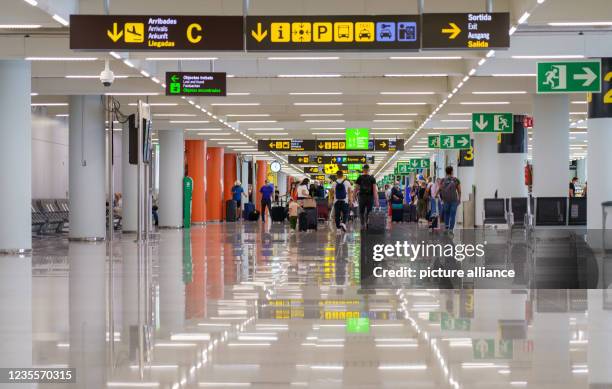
xmin=1 ymin=221 xmax=611 ymax=388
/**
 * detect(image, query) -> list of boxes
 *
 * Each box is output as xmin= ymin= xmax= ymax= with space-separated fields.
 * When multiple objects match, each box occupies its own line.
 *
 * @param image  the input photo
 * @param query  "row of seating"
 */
xmin=483 ymin=196 xmax=587 ymax=228
xmin=32 ymin=199 xmax=69 ymax=234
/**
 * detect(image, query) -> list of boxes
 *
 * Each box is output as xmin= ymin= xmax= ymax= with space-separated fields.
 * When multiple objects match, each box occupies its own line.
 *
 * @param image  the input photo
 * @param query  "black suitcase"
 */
xmin=403 ymin=204 xmax=417 ymax=222
xmin=392 ymin=208 xmax=403 ymax=222
xmin=271 ymin=206 xmax=286 ymax=222
xmin=298 ymin=211 xmax=308 ymax=231
xmin=226 ymin=200 xmax=237 ymax=222
xmin=299 ymin=208 xmax=318 ymax=231
xmin=248 ymin=210 xmax=260 ymax=221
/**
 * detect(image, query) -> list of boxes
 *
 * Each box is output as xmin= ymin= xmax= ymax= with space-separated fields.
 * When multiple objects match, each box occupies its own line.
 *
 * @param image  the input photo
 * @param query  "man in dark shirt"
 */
xmin=569 ymin=177 xmax=578 ymax=197
xmin=259 ymin=180 xmax=274 ymax=222
xmin=355 ymin=164 xmax=379 ymax=229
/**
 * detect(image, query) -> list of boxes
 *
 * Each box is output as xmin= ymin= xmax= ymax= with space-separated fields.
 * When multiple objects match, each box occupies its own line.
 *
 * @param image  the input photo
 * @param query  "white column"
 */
xmin=158 ymin=130 xmax=184 ymax=227
xmin=530 ymin=313 xmax=571 ymax=386
xmin=0 ymin=256 xmax=32 ymax=384
xmin=587 ymin=118 xmax=612 ymax=229
xmin=532 ymin=95 xmax=570 ymax=197
xmin=0 ymin=60 xmax=31 ymax=252
xmin=69 ymin=95 xmax=106 ymax=240
xmin=474 ymin=133 xmax=499 ymax=225
xmin=277 ymin=172 xmax=287 ymax=196
xmin=69 ymin=242 xmax=106 ymax=388
xmin=497 ymin=153 xmax=528 ymax=198
xmin=158 ymin=230 xmax=185 ymax=335
xmin=241 ymin=160 xmax=249 ymax=202
xmin=121 ymin=122 xmax=138 ymax=232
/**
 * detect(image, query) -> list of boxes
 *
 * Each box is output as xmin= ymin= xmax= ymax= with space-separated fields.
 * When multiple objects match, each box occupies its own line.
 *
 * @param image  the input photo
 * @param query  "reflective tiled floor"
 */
xmin=1 ymin=221 xmax=611 ymax=388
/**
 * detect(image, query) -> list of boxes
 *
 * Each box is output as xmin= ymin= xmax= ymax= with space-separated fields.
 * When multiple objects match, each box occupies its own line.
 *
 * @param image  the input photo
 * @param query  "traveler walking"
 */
xmin=355 ymin=164 xmax=379 ymax=228
xmin=231 ymin=180 xmax=244 ymax=219
xmin=330 ymin=170 xmax=353 ymax=233
xmin=440 ymin=166 xmax=462 ymax=232
xmin=259 ymin=180 xmax=274 ymax=223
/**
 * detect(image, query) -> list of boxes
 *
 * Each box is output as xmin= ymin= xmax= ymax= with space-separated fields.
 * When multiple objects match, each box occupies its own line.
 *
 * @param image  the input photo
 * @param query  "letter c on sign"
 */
xmin=187 ymin=23 xmax=202 ymax=43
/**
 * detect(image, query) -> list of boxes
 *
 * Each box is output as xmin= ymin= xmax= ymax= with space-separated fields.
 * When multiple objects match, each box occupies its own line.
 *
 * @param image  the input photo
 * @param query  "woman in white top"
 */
xmin=297 ymin=178 xmax=311 ymax=200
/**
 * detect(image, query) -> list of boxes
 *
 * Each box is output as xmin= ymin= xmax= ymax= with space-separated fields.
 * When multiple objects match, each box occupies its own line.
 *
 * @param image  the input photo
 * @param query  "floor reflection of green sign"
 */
xmin=346 ymin=317 xmax=370 ymax=333
xmin=441 ymin=312 xmax=471 ymax=331
xmin=473 ymin=339 xmax=495 ymax=359
xmin=346 ymin=128 xmax=369 ymax=150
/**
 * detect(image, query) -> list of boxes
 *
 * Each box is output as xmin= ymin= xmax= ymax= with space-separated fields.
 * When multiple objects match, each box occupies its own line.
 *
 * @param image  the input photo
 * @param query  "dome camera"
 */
xmin=100 ymin=59 xmax=115 ymax=87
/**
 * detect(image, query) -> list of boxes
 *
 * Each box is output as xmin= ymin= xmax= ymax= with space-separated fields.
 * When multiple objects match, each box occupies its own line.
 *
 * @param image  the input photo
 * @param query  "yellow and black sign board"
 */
xmin=589 ymin=57 xmax=612 ymax=119
xmin=421 ymin=13 xmax=509 ymax=49
xmin=310 ymin=174 xmax=326 ymax=181
xmin=258 ymin=139 xmax=316 ymax=151
xmin=288 ymin=155 xmax=311 ymax=164
xmin=375 ymin=139 xmax=404 ymax=151
xmin=316 ymin=140 xmax=347 ymax=151
xmin=247 ymin=15 xmax=420 ymax=51
xmin=304 ymin=166 xmax=321 ymax=174
xmin=70 ymin=15 xmax=244 ymax=50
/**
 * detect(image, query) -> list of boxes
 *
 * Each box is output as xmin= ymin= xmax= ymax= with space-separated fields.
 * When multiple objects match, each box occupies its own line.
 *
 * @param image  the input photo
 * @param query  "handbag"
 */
xmin=301 ymin=198 xmax=317 ymax=208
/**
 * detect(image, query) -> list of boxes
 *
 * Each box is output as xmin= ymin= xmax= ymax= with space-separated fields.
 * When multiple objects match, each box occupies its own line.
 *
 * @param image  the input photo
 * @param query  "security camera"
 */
xmin=100 ymin=59 xmax=115 ymax=87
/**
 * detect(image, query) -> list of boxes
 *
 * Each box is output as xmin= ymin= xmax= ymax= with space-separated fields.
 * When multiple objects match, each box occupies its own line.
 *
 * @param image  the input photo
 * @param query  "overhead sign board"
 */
xmin=288 ymin=155 xmax=311 ymax=164
xmin=421 ymin=13 xmax=510 ymax=49
xmin=304 ymin=166 xmax=320 ymax=174
xmin=375 ymin=139 xmax=404 ymax=151
xmin=258 ymin=139 xmax=317 ymax=151
xmin=246 ymin=15 xmax=420 ymax=51
xmin=396 ymin=162 xmax=414 ymax=175
xmin=310 ymin=174 xmax=326 ymax=181
xmin=345 ymin=128 xmax=370 ymax=150
xmin=70 ymin=15 xmax=244 ymax=50
xmin=288 ymin=155 xmax=373 ymax=164
xmin=537 ymin=60 xmax=602 ymax=93
xmin=428 ymin=135 xmax=440 ymax=148
xmin=588 ymin=58 xmax=612 ymax=118
xmin=472 ymin=113 xmax=513 ymax=133
xmin=165 ymin=72 xmax=226 ymax=96
xmin=440 ymin=134 xmax=471 ymax=149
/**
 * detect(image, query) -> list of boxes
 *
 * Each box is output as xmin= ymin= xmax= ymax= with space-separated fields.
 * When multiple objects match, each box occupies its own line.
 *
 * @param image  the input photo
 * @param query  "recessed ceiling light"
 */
xmin=373 ymin=119 xmax=413 ymax=122
xmin=145 ymin=57 xmax=218 ymax=61
xmin=459 ymin=101 xmax=510 ymax=105
xmin=246 ymin=128 xmax=285 ymax=131
xmin=517 ymin=12 xmax=531 ymax=25
xmin=216 ymin=141 xmax=249 ymax=145
xmin=52 ymin=14 xmax=69 ymax=26
xmin=304 ymin=119 xmax=346 ymax=123
xmin=310 ymin=128 xmax=344 ymax=130
xmin=441 ymin=119 xmax=471 ymax=122
xmin=379 ymin=91 xmax=436 ymax=95
xmin=169 ymin=120 xmax=210 ymax=124
xmin=235 ymin=120 xmax=278 ymax=123
xmin=278 ymin=74 xmax=342 ymax=78
xmin=210 ymin=103 xmax=260 ymax=106
xmin=371 ymin=132 xmax=404 ymax=135
xmin=185 ymin=128 xmax=223 ymax=131
xmin=26 ymin=56 xmax=98 ymax=61
xmin=153 ymin=113 xmax=197 ymax=117
xmin=293 ymin=102 xmax=343 ymax=106
xmin=128 ymin=103 xmax=177 ymax=106
xmin=225 ymin=114 xmax=270 ymax=117
xmin=491 ymin=73 xmax=537 ymax=77
xmin=0 ymin=24 xmax=42 ymax=29
xmin=512 ymin=55 xmax=585 ymax=59
xmin=376 ymin=102 xmax=427 ymax=106
xmin=300 ymin=113 xmax=344 ymax=117
xmin=23 ymin=0 xmax=38 ymax=6
xmin=389 ymin=56 xmax=462 ymax=60
xmin=31 ymin=103 xmax=68 ymax=106
xmin=195 ymin=132 xmax=232 ymax=136
xmin=375 ymin=113 xmax=419 ymax=116
xmin=549 ymin=21 xmax=612 ymax=26
xmin=254 ymin=132 xmax=289 ymax=136
xmin=571 ymin=101 xmax=587 ymax=104
xmin=66 ymin=74 xmax=131 ymax=79
xmin=448 ymin=113 xmax=473 ymax=116
xmin=384 ymin=74 xmax=448 ymax=77
xmin=55 ymin=114 xmax=69 ymax=117
xmin=227 ymin=92 xmax=251 ymax=96
xmin=268 ymin=56 xmax=339 ymax=60
xmin=289 ymin=92 xmax=343 ymax=95
xmin=472 ymin=91 xmax=527 ymax=95
xmin=312 ymin=132 xmax=344 ymax=135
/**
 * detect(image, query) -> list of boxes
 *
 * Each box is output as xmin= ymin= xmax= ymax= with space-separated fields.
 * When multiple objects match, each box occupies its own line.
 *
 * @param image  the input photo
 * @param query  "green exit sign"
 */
xmin=345 ymin=128 xmax=369 ymax=150
xmin=428 ymin=135 xmax=440 ymax=148
xmin=537 ymin=60 xmax=601 ymax=93
xmin=346 ymin=317 xmax=370 ymax=333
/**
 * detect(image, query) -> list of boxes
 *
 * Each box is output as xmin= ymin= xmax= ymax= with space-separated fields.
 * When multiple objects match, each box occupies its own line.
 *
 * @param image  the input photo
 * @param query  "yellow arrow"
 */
xmin=107 ymin=22 xmax=124 ymax=43
xmin=251 ymin=22 xmax=268 ymax=42
xmin=269 ymin=142 xmax=274 ymax=148
xmin=442 ymin=22 xmax=461 ymax=39
xmin=380 ymin=141 xmax=387 ymax=148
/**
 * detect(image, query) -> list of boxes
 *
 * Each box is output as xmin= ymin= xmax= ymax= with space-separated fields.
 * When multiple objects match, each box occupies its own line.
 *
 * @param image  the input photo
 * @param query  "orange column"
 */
xmin=185 ymin=140 xmax=207 ymax=223
xmin=223 ymin=153 xmax=237 ymax=219
xmin=255 ymin=160 xmax=267 ymax=211
xmin=206 ymin=147 xmax=224 ymax=221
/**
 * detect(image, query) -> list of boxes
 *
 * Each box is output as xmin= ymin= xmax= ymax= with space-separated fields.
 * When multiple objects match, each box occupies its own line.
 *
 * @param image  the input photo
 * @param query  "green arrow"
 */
xmin=171 ymin=74 xmax=180 ymax=83
xmin=457 ymin=136 xmax=469 ymax=147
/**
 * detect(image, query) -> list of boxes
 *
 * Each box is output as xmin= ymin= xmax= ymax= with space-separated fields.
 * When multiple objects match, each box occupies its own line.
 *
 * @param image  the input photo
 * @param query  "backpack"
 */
xmin=335 ymin=179 xmax=347 ymax=200
xmin=440 ymin=177 xmax=458 ymax=203
xmin=359 ymin=175 xmax=374 ymax=196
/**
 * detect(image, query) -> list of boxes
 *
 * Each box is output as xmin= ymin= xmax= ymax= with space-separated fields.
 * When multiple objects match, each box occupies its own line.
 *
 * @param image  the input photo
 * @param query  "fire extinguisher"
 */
xmin=524 ymin=163 xmax=533 ymax=186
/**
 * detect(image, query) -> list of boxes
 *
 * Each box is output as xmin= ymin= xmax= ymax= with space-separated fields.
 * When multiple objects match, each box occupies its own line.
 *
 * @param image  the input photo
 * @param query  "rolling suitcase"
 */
xmin=271 ymin=206 xmax=286 ymax=222
xmin=403 ymin=204 xmax=417 ymax=222
xmin=248 ymin=210 xmax=260 ymax=221
xmin=367 ymin=207 xmax=387 ymax=234
xmin=298 ymin=211 xmax=308 ymax=231
xmin=391 ymin=203 xmax=403 ymax=222
xmin=243 ymin=202 xmax=255 ymax=220
xmin=316 ymin=199 xmax=329 ymax=221
xmin=299 ymin=208 xmax=318 ymax=231
xmin=226 ymin=200 xmax=237 ymax=222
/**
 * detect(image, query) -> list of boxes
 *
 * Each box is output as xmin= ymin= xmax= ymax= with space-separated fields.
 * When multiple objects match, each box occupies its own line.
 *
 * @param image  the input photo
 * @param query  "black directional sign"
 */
xmin=165 ymin=72 xmax=226 ymax=96
xmin=288 ymin=155 xmax=311 ymax=164
xmin=70 ymin=15 xmax=244 ymax=50
xmin=260 ymin=139 xmax=402 ymax=152
xmin=289 ymin=155 xmax=374 ymax=165
xmin=247 ymin=15 xmax=420 ymax=51
xmin=375 ymin=139 xmax=404 ymax=151
xmin=310 ymin=175 xmax=326 ymax=181
xmin=303 ymin=166 xmax=321 ymax=174
xmin=589 ymin=57 xmax=612 ymax=119
xmin=421 ymin=13 xmax=510 ymax=50
xmin=258 ymin=139 xmax=317 ymax=152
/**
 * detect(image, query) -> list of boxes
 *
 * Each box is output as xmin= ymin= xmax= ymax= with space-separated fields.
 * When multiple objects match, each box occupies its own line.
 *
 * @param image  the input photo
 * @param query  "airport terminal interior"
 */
xmin=1 ymin=0 xmax=612 ymax=388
